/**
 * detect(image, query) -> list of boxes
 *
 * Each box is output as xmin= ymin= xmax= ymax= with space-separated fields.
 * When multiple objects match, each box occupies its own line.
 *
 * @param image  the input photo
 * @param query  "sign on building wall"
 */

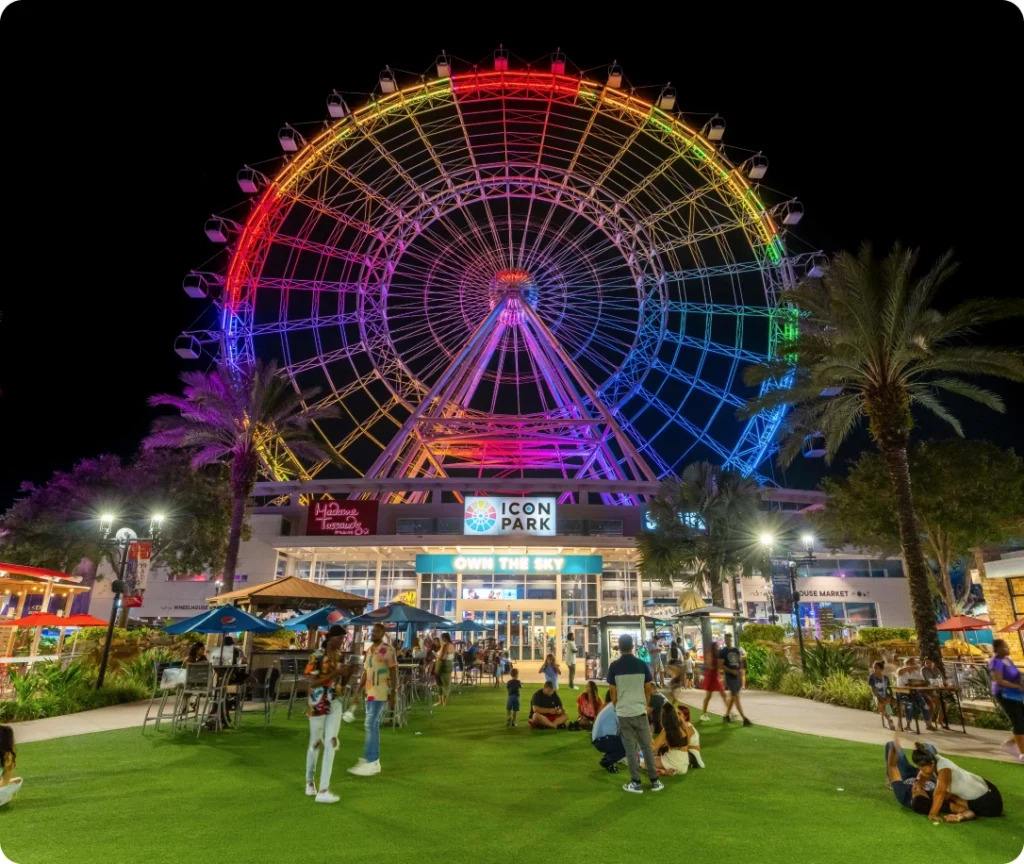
xmin=463 ymin=496 xmax=556 ymax=536
xmin=417 ymin=553 xmax=602 ymax=575
xmin=307 ymin=499 xmax=379 ymax=536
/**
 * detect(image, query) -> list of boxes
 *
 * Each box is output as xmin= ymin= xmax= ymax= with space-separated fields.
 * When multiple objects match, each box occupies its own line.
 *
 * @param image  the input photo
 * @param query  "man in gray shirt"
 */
xmin=606 ymin=633 xmax=664 ymax=794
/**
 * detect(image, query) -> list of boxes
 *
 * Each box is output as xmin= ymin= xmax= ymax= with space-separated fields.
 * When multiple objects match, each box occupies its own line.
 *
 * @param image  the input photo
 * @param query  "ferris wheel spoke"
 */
xmin=635 ymin=385 xmax=733 ymax=464
xmin=661 ymin=330 xmax=769 ymax=364
xmin=648 ymin=358 xmax=746 ymax=409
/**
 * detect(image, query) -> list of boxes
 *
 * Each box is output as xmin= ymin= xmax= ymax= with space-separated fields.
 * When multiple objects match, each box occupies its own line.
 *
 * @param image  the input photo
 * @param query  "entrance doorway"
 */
xmin=458 ymin=601 xmax=560 ymax=664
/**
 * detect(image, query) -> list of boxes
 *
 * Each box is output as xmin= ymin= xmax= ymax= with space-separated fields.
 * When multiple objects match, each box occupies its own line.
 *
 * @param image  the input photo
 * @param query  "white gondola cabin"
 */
xmin=806 ymin=253 xmax=827 ymax=278
xmin=278 ymin=126 xmax=303 ymax=152
xmin=182 ymin=272 xmax=211 ymax=299
xmin=748 ymin=153 xmax=768 ymax=180
xmin=327 ymin=91 xmax=350 ymax=118
xmin=782 ymin=201 xmax=804 ymax=226
xmin=436 ymin=55 xmax=450 ymax=78
xmin=607 ymin=63 xmax=623 ymax=89
xmin=204 ymin=217 xmax=231 ymax=244
xmin=237 ymin=166 xmax=262 ymax=194
xmin=706 ymin=115 xmax=726 ymax=141
xmin=802 ymin=433 xmax=827 ymax=458
xmin=658 ymin=85 xmax=676 ymax=111
xmin=380 ymin=69 xmax=397 ymax=94
xmin=494 ymin=46 xmax=509 ymax=72
xmin=174 ymin=334 xmax=201 ymax=360
xmin=551 ymin=50 xmax=566 ymax=75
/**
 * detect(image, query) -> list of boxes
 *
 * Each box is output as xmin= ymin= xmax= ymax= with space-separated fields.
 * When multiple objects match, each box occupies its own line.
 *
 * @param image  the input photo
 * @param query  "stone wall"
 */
xmin=975 ymin=549 xmax=1024 ymax=663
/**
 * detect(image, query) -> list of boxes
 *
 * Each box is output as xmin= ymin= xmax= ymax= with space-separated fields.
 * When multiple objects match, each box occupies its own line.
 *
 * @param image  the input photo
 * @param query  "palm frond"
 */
xmin=907 ymin=386 xmax=964 ymax=436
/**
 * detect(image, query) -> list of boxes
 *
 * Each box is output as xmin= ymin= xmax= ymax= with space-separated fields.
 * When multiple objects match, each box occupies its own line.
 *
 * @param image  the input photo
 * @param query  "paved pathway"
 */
xmin=9 ymin=689 xmax=1021 ymax=763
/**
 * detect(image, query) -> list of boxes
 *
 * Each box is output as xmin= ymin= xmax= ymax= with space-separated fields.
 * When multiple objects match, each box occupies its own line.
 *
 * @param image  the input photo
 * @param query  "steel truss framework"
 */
xmin=188 ymin=68 xmax=806 ymax=499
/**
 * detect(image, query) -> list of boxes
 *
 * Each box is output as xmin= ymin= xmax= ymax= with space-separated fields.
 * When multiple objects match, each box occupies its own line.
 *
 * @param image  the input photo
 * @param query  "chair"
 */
xmin=0 ymin=779 xmax=23 ymax=808
xmin=173 ymin=662 xmax=216 ymax=739
xmin=142 ymin=660 xmax=183 ymax=733
xmin=274 ymin=656 xmax=309 ymax=719
xmin=235 ymin=667 xmax=273 ymax=728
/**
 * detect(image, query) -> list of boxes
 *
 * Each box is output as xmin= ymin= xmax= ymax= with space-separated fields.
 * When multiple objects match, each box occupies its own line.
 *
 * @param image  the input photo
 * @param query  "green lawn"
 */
xmin=1 ymin=688 xmax=1021 ymax=863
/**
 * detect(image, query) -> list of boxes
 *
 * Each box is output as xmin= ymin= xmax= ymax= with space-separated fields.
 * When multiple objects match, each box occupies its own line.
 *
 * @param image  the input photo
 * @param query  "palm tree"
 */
xmin=145 ymin=360 xmax=337 ymax=594
xmin=638 ymin=461 xmax=764 ymax=606
xmin=745 ymin=243 xmax=1024 ymax=665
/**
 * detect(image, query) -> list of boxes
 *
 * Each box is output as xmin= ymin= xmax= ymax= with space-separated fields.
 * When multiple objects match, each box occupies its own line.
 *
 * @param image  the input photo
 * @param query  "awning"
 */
xmin=0 ymin=562 xmax=80 ymax=581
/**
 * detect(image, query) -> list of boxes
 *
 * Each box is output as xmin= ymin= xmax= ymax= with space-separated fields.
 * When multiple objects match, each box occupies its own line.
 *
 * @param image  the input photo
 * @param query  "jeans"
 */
xmin=306 ymin=700 xmax=343 ymax=790
xmin=568 ymin=661 xmax=576 ymax=688
xmin=363 ymin=699 xmax=387 ymax=763
xmin=900 ymin=692 xmax=931 ymax=723
xmin=619 ymin=713 xmax=658 ymax=784
xmin=592 ymin=734 xmax=625 ymax=767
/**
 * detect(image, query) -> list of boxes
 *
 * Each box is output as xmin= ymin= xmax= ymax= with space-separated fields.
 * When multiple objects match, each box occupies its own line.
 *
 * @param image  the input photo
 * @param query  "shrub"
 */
xmin=817 ymin=673 xmax=875 ymax=711
xmin=740 ymin=624 xmax=785 ymax=645
xmin=779 ymin=670 xmax=814 ymax=699
xmin=761 ymin=652 xmax=790 ymax=690
xmin=116 ymin=647 xmax=177 ymax=693
xmin=743 ymin=645 xmax=770 ymax=686
xmin=803 ymin=640 xmax=859 ymax=683
xmin=856 ymin=627 xmax=917 ymax=645
xmin=967 ymin=710 xmax=1012 ymax=731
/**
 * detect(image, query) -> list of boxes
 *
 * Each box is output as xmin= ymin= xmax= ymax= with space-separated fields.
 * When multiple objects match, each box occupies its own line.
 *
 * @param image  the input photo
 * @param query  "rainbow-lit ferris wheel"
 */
xmin=177 ymin=49 xmax=818 ymax=496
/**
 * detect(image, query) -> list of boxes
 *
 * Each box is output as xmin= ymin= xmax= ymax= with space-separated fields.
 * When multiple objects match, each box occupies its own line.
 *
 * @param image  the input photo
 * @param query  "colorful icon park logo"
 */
xmin=464 ymin=499 xmax=498 ymax=533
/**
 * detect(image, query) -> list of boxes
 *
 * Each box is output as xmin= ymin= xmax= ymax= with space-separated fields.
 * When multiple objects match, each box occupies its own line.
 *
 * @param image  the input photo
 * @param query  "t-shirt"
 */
xmin=896 ymin=667 xmax=925 ymax=687
xmin=531 ymin=689 xmax=563 ymax=713
xmin=868 ymin=673 xmax=892 ymax=700
xmin=607 ymin=653 xmax=651 ymax=718
xmin=669 ymin=644 xmax=682 ymax=663
xmin=506 ymin=679 xmax=523 ymax=699
xmin=305 ymin=650 xmax=345 ymax=717
xmin=364 ymin=642 xmax=397 ymax=702
xmin=577 ymin=692 xmax=603 ymax=720
xmin=591 ymin=701 xmax=619 ymax=740
xmin=720 ymin=645 xmax=742 ymax=678
xmin=988 ymin=656 xmax=1021 ymax=697
xmin=921 ymin=666 xmax=944 ymax=685
xmin=936 ymin=756 xmax=989 ymax=801
xmin=543 ymin=664 xmax=560 ymax=685
xmin=564 ymin=639 xmax=578 ymax=663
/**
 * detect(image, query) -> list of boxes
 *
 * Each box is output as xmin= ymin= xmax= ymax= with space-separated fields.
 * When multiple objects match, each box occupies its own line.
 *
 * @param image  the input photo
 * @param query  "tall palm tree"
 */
xmin=145 ymin=360 xmax=336 ymax=594
xmin=745 ymin=243 xmax=1024 ymax=665
xmin=638 ymin=461 xmax=764 ymax=606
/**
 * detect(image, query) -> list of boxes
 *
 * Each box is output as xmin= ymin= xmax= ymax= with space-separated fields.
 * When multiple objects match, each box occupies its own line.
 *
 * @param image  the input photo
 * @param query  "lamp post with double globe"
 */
xmin=760 ymin=532 xmax=815 ymax=670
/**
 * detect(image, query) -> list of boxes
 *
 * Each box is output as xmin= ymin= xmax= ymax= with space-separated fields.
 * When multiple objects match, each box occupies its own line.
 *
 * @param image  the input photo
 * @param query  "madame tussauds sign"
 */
xmin=463 ymin=496 xmax=556 ymax=536
xmin=306 ymin=499 xmax=379 ymax=536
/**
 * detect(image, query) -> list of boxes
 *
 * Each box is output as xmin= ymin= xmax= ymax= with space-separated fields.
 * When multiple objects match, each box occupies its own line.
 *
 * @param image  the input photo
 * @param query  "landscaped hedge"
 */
xmin=740 ymin=623 xmax=785 ymax=645
xmin=855 ymin=627 xmax=917 ymax=644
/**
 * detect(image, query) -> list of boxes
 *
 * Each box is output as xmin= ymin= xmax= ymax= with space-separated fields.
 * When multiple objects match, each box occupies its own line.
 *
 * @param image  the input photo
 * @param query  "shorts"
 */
xmin=725 ymin=674 xmax=742 ymax=694
xmin=660 ymin=748 xmax=690 ymax=774
xmin=533 ymin=711 xmax=561 ymax=725
xmin=506 ymin=696 xmax=520 ymax=712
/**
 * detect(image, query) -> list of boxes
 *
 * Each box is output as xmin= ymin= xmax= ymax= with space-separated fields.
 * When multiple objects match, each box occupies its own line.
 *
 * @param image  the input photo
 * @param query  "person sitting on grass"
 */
xmin=652 ymin=702 xmax=690 ymax=776
xmin=868 ymin=660 xmax=898 ymax=731
xmin=911 ymin=742 xmax=1003 ymax=821
xmin=675 ymin=704 xmax=704 ymax=768
xmin=575 ymin=680 xmax=604 ymax=730
xmin=529 ymin=681 xmax=568 ymax=729
xmin=0 ymin=724 xmax=22 ymax=808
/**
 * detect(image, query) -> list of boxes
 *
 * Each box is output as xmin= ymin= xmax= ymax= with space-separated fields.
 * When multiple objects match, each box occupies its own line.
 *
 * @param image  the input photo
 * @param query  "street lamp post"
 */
xmin=96 ymin=513 xmax=163 ymax=689
xmin=761 ymin=532 xmax=815 ymax=671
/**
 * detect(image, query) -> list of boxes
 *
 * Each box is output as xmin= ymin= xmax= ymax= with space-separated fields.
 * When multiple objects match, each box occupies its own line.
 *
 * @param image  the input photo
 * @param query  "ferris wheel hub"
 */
xmin=489 ymin=268 xmax=538 ymax=315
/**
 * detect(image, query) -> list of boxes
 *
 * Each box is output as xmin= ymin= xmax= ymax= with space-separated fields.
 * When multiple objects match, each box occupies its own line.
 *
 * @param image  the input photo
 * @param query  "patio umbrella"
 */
xmin=61 ymin=614 xmax=108 ymax=628
xmin=0 ymin=613 xmax=66 ymax=628
xmin=936 ymin=615 xmax=991 ymax=631
xmin=999 ymin=618 xmax=1024 ymax=633
xmin=163 ymin=605 xmax=279 ymax=635
xmin=348 ymin=601 xmax=450 ymax=628
xmin=435 ymin=619 xmax=489 ymax=633
xmin=282 ymin=606 xmax=352 ymax=630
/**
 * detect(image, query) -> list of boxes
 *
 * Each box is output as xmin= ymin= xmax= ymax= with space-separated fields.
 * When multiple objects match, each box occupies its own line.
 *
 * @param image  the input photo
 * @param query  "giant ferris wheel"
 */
xmin=178 ymin=50 xmax=815 ymax=499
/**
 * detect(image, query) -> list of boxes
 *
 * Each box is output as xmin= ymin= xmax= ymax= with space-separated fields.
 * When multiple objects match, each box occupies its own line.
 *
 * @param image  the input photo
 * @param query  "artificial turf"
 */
xmin=1 ymin=687 xmax=1021 ymax=864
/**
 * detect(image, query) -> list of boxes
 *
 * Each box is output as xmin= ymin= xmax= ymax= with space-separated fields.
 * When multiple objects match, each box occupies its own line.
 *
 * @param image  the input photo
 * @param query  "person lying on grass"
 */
xmin=529 ymin=681 xmax=568 ymax=728
xmin=911 ymin=741 xmax=1004 ymax=822
xmin=885 ymin=730 xmax=972 ymax=822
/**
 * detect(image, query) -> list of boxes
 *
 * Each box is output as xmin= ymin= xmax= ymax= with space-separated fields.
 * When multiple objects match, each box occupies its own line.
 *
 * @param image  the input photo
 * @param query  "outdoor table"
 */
xmin=892 ymin=684 xmax=966 ymax=734
xmin=211 ymin=663 xmax=248 ymax=730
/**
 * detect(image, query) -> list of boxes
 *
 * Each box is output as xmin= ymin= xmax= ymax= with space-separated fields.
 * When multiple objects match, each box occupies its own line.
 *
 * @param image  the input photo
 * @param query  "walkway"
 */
xmin=9 ymin=689 xmax=1021 ymax=763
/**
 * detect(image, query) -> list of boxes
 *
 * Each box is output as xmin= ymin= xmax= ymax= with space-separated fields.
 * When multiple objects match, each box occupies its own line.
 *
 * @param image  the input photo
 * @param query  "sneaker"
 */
xmin=571 ymin=685 xmax=579 ymax=690
xmin=511 ymin=720 xmax=518 ymax=727
xmin=649 ymin=780 xmax=665 ymax=792
xmin=305 ymin=781 xmax=317 ymax=797
xmin=743 ymin=718 xmax=753 ymax=727
xmin=622 ymin=781 xmax=643 ymax=794
xmin=315 ymin=790 xmax=340 ymax=804
xmin=342 ymin=710 xmax=356 ymax=724
xmin=348 ymin=760 xmax=381 ymax=776
xmin=723 ymin=715 xmax=732 ymax=723
xmin=700 ymin=714 xmax=710 ymax=722
xmin=603 ymin=763 xmax=619 ymax=774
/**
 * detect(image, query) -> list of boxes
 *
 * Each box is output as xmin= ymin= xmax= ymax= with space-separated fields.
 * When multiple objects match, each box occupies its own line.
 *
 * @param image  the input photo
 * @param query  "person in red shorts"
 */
xmin=529 ymin=681 xmax=568 ymax=728
xmin=699 ymin=640 xmax=729 ymax=721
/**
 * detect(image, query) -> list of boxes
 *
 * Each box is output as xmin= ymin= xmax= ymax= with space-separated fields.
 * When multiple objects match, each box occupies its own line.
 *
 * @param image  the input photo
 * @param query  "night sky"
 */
xmin=2 ymin=5 xmax=1021 ymax=507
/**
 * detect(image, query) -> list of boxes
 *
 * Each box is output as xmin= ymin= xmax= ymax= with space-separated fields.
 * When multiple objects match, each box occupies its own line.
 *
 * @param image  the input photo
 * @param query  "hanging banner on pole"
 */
xmin=122 ymin=541 xmax=153 ymax=607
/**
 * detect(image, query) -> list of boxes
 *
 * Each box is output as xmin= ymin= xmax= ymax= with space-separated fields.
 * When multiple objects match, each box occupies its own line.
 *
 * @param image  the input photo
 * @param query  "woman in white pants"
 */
xmin=304 ymin=625 xmax=349 ymax=804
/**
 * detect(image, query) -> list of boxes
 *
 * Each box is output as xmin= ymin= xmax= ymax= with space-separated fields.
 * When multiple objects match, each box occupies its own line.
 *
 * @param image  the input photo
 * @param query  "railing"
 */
xmin=944 ymin=660 xmax=992 ymax=702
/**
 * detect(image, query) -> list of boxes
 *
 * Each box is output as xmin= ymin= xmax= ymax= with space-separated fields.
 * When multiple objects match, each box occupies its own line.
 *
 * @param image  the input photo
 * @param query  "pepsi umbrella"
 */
xmin=347 ymin=601 xmax=450 ymax=628
xmin=282 ymin=606 xmax=352 ymax=631
xmin=163 ymin=605 xmax=279 ymax=635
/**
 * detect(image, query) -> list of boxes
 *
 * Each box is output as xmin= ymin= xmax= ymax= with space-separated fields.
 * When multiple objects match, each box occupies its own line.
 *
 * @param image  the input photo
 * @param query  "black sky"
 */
xmin=2 ymin=3 xmax=1022 ymax=507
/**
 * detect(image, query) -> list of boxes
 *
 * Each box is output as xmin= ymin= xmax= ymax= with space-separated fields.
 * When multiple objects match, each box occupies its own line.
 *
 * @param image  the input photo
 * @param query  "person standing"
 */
xmin=564 ymin=631 xmax=579 ymax=690
xmin=699 ymin=641 xmax=728 ymax=721
xmin=988 ymin=639 xmax=1024 ymax=761
xmin=505 ymin=668 xmax=523 ymax=726
xmin=607 ymin=634 xmax=664 ymax=794
xmin=349 ymin=623 xmax=397 ymax=777
xmin=304 ymin=625 xmax=349 ymax=803
xmin=719 ymin=634 xmax=752 ymax=727
xmin=539 ymin=653 xmax=561 ymax=690
xmin=434 ymin=632 xmax=455 ymax=706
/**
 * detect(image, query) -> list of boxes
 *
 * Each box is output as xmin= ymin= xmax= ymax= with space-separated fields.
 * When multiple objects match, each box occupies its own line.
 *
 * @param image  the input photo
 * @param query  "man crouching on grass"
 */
xmin=529 ymin=681 xmax=568 ymax=728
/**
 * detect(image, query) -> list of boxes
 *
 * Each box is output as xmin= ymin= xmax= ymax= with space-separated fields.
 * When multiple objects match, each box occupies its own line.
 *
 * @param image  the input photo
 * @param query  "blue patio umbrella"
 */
xmin=282 ymin=606 xmax=352 ymax=631
xmin=347 ymin=601 xmax=451 ymax=628
xmin=163 ymin=605 xmax=279 ymax=635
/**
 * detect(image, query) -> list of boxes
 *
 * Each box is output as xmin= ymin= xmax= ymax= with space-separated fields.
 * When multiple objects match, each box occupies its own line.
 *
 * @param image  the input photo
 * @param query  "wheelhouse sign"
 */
xmin=463 ymin=496 xmax=556 ymax=536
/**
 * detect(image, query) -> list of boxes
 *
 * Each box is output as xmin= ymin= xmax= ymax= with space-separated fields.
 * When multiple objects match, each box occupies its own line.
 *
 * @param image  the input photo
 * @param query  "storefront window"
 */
xmin=871 ymin=560 xmax=905 ymax=578
xmin=836 ymin=559 xmax=872 ymax=579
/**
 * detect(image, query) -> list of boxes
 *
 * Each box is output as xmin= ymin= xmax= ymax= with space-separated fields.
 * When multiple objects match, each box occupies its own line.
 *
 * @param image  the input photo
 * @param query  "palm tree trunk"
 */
xmin=221 ymin=490 xmax=248 ymax=596
xmin=710 ymin=580 xmax=725 ymax=606
xmin=880 ymin=444 xmax=943 ymax=668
